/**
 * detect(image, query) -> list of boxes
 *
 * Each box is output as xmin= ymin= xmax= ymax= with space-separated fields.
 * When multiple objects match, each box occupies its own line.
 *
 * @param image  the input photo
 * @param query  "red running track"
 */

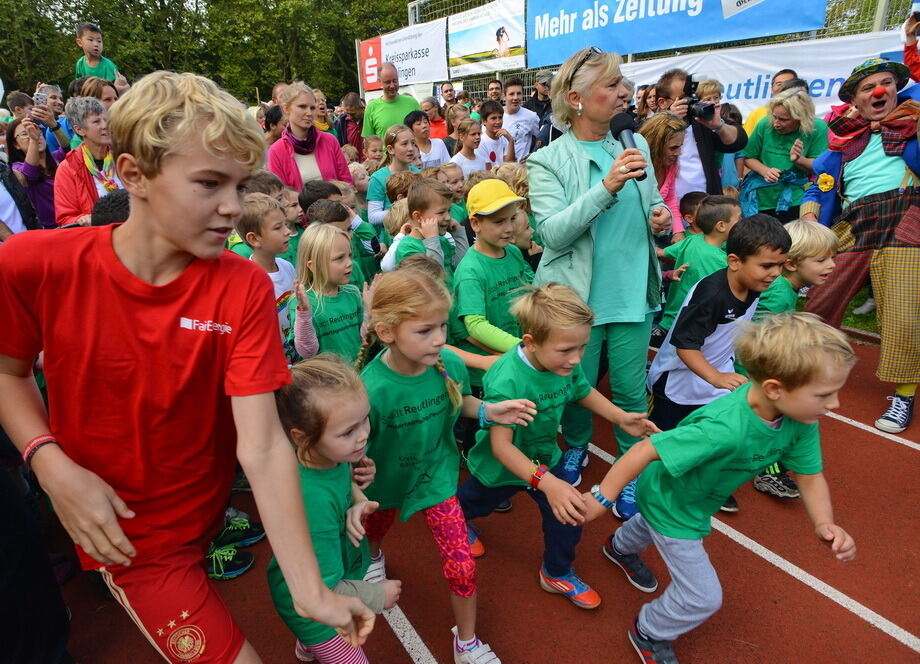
xmin=62 ymin=341 xmax=919 ymax=663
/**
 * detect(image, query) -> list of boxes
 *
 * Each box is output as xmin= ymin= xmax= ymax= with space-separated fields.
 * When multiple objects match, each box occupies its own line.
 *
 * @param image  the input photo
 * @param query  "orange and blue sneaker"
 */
xmin=538 ymin=565 xmax=601 ymax=609
xmin=466 ymin=522 xmax=485 ymax=558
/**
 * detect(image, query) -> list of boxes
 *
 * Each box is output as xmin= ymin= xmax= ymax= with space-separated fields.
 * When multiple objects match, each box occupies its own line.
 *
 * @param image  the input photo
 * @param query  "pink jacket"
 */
xmin=658 ymin=164 xmax=683 ymax=233
xmin=267 ymin=131 xmax=352 ymax=188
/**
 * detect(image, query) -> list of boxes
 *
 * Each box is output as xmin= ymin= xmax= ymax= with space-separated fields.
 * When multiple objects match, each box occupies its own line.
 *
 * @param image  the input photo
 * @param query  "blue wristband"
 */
xmin=478 ymin=402 xmax=495 ymax=428
xmin=590 ymin=484 xmax=615 ymax=509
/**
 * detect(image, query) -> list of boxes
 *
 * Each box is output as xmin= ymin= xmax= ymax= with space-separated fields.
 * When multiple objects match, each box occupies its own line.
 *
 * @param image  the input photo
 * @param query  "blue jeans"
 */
xmin=458 ymin=461 xmax=582 ymax=577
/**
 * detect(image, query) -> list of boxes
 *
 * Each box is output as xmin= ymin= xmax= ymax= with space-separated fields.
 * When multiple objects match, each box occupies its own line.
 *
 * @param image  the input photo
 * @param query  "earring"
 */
xmin=577 ymin=102 xmax=583 ymax=116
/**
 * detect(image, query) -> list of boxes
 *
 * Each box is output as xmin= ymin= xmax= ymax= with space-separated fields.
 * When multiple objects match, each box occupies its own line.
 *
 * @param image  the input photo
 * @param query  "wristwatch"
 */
xmin=590 ymin=484 xmax=615 ymax=509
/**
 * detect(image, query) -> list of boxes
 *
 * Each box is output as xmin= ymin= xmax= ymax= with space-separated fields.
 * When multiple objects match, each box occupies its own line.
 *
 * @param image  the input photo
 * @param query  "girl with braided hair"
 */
xmin=354 ymin=269 xmax=535 ymax=664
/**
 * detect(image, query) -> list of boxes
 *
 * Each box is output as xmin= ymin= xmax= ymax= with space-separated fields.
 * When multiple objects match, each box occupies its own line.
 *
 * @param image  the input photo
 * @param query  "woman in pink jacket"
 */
xmin=267 ymin=82 xmax=352 ymax=187
xmin=639 ymin=113 xmax=687 ymax=242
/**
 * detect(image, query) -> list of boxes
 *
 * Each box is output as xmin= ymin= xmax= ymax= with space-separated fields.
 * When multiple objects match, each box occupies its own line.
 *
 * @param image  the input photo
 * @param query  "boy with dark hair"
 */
xmin=299 ymin=179 xmax=342 ymax=219
xmin=228 ymin=170 xmax=286 ymax=258
xmin=74 ymin=22 xmax=124 ymax=91
xmin=646 ymin=214 xmax=790 ymax=511
xmin=6 ymin=91 xmax=33 ymax=120
xmin=0 ymin=71 xmax=372 ymax=664
xmin=677 ymin=190 xmax=707 ymax=236
xmin=501 ymin=77 xmax=540 ymax=161
xmin=586 ymin=312 xmax=856 ymax=664
xmin=476 ymin=100 xmax=515 ymax=167
xmin=91 ymin=188 xmax=130 ymax=226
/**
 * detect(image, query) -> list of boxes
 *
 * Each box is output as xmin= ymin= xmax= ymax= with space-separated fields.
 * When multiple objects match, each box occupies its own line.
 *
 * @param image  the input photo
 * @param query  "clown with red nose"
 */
xmin=801 ymin=57 xmax=920 ymax=435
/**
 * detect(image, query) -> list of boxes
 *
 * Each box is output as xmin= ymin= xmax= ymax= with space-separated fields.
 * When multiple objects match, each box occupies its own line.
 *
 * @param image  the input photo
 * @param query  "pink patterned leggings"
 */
xmin=364 ymin=495 xmax=477 ymax=597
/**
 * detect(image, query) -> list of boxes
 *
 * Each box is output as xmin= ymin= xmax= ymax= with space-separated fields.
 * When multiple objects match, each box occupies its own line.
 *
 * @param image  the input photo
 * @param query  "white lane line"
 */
xmin=825 ymin=412 xmax=920 ymax=452
xmin=586 ymin=443 xmax=920 ymax=654
xmin=383 ymin=605 xmax=438 ymax=664
xmin=710 ymin=518 xmax=920 ymax=654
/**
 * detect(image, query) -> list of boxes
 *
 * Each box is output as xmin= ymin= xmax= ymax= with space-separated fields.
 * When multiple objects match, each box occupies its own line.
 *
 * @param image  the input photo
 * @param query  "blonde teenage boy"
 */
xmin=585 ymin=312 xmax=856 ymax=664
xmin=0 ymin=71 xmax=372 ymax=664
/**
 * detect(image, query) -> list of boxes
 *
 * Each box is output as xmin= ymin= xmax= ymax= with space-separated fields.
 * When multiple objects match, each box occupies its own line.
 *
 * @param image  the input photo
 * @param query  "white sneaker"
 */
xmin=451 ymin=626 xmax=501 ymax=664
xmin=853 ymin=297 xmax=876 ymax=315
xmin=363 ymin=551 xmax=386 ymax=583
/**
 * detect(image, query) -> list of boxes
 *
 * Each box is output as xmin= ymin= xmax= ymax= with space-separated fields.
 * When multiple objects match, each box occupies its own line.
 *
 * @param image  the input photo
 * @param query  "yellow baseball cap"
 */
xmin=466 ymin=179 xmax=525 ymax=217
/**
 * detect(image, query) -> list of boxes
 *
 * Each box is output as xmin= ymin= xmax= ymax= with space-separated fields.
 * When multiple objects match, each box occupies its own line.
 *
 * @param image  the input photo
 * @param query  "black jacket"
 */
xmin=524 ymin=93 xmax=552 ymax=124
xmin=0 ymin=161 xmax=38 ymax=231
xmin=689 ymin=120 xmax=748 ymax=194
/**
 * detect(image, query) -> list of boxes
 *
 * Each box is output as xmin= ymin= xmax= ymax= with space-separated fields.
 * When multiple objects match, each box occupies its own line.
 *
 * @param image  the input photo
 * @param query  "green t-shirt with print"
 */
xmin=267 ymin=462 xmax=369 ymax=645
xmin=638 ymin=383 xmax=823 ymax=539
xmin=659 ymin=239 xmax=727 ymax=331
xmin=361 ymin=349 xmax=471 ymax=519
xmin=75 ymin=55 xmax=118 ymax=81
xmin=290 ymin=286 xmax=363 ymax=361
xmin=351 ymin=221 xmax=379 ymax=285
xmin=453 ymin=244 xmax=532 ymax=385
xmin=394 ymin=235 xmax=456 ymax=286
xmin=467 ymin=347 xmax=592 ymax=487
xmin=743 ymin=116 xmax=829 ymax=210
xmin=754 ymin=274 xmax=797 ymax=320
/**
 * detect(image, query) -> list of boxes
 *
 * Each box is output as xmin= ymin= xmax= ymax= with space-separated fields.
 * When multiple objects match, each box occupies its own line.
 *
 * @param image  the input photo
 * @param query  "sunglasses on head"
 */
xmin=571 ymin=46 xmax=603 ymax=82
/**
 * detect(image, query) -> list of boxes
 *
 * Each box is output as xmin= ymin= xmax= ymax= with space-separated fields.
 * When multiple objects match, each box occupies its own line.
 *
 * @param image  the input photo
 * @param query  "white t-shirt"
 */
xmin=503 ymin=107 xmax=540 ymax=161
xmin=294 ymin=152 xmax=322 ymax=185
xmin=476 ymin=133 xmax=509 ymax=167
xmin=0 ymin=180 xmax=25 ymax=234
xmin=419 ymin=139 xmax=452 ymax=168
xmin=262 ymin=257 xmax=297 ymax=331
xmin=675 ymin=129 xmax=706 ymax=201
xmin=451 ymin=152 xmax=489 ymax=179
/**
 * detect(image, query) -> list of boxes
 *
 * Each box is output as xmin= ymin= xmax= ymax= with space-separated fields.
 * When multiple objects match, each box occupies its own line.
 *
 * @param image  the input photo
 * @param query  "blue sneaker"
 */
xmin=875 ymin=394 xmax=914 ymax=434
xmin=538 ymin=565 xmax=601 ymax=609
xmin=612 ymin=478 xmax=638 ymax=520
xmin=560 ymin=446 xmax=589 ymax=487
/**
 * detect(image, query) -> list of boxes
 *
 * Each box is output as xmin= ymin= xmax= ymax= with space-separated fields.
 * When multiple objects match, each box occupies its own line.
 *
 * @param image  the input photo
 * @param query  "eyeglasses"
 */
xmin=571 ymin=46 xmax=603 ymax=84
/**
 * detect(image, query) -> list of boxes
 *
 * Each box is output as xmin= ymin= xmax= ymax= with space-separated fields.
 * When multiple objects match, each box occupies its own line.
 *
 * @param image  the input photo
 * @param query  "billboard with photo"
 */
xmin=448 ymin=0 xmax=526 ymax=78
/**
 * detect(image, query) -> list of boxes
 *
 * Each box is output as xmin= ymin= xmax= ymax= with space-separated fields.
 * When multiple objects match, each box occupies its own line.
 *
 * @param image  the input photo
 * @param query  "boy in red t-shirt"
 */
xmin=0 ymin=71 xmax=373 ymax=664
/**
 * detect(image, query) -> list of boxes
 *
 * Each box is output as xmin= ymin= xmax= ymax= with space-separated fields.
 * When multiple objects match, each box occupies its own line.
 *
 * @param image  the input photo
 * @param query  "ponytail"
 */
xmin=435 ymin=356 xmax=464 ymax=414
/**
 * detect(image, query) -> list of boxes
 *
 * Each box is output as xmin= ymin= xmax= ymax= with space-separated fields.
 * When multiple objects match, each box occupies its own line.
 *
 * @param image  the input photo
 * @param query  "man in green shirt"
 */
xmin=362 ymin=63 xmax=421 ymax=139
xmin=584 ymin=313 xmax=857 ymax=664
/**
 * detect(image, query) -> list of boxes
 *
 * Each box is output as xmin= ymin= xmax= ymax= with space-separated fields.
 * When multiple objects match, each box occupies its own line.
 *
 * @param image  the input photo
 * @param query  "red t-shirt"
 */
xmin=429 ymin=117 xmax=448 ymax=140
xmin=0 ymin=225 xmax=291 ymax=569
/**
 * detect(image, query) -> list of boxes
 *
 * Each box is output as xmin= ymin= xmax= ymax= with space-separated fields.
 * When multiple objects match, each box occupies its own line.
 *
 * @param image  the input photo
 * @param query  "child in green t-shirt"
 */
xmin=291 ymin=223 xmax=366 ymax=362
xmin=437 ymin=162 xmax=468 ymax=224
xmin=355 ymin=269 xmax=536 ymax=663
xmin=585 ymin=312 xmax=857 ymax=664
xmin=750 ymin=219 xmax=837 ymax=500
xmin=74 ymin=22 xmax=123 ymax=86
xmin=269 ymin=356 xmax=401 ymax=663
xmin=459 ymin=283 xmax=658 ymax=610
xmin=332 ymin=179 xmax=383 ymax=285
xmin=658 ymin=196 xmax=742 ymax=334
xmin=394 ymin=177 xmax=469 ymax=285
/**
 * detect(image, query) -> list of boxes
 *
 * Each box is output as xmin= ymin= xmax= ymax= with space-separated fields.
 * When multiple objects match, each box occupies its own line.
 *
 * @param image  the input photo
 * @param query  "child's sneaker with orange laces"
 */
xmin=538 ymin=565 xmax=601 ymax=609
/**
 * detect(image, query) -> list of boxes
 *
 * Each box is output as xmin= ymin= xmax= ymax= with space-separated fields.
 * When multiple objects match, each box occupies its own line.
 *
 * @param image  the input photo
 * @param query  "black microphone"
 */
xmin=610 ymin=112 xmax=647 ymax=181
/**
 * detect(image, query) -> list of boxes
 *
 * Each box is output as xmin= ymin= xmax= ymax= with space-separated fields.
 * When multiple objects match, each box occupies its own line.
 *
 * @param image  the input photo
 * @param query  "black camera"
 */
xmin=683 ymin=76 xmax=716 ymax=122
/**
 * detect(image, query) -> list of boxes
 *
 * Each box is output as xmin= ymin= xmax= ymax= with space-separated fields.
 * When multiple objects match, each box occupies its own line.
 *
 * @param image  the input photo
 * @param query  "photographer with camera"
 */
xmin=654 ymin=69 xmax=747 ymax=198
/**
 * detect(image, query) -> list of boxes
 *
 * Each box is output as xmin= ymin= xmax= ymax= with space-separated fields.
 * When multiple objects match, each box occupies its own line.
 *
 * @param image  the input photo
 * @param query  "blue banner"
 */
xmin=526 ymin=0 xmax=828 ymax=68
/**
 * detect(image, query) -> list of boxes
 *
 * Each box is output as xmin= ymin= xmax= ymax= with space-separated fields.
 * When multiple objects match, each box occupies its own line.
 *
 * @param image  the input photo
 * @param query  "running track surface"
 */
xmin=62 ymin=341 xmax=919 ymax=663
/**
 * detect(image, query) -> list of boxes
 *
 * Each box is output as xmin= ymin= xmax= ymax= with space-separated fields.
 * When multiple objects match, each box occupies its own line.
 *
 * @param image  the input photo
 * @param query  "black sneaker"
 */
xmin=494 ymin=499 xmax=513 ymax=513
xmin=212 ymin=515 xmax=265 ymax=549
xmin=207 ymin=545 xmax=254 ymax=580
xmin=719 ymin=494 xmax=739 ymax=513
xmin=649 ymin=325 xmax=667 ymax=349
xmin=753 ymin=471 xmax=799 ymax=498
xmin=602 ymin=537 xmax=658 ymax=593
xmin=628 ymin=620 xmax=679 ymax=664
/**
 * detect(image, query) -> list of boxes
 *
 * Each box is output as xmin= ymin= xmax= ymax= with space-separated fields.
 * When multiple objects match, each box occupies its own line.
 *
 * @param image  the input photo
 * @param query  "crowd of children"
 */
xmin=0 ymin=26 xmax=867 ymax=664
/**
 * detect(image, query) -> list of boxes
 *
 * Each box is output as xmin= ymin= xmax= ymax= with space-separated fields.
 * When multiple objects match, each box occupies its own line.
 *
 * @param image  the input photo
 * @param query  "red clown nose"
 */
xmin=871 ymin=85 xmax=888 ymax=98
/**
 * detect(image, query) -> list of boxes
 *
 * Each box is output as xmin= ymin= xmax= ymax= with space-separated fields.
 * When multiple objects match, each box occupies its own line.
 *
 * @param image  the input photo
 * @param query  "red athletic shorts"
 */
xmin=99 ymin=539 xmax=245 ymax=663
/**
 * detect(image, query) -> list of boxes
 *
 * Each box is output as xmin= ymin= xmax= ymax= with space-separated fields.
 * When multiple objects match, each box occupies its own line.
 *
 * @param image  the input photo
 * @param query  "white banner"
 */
xmin=448 ymin=0 xmax=526 ymax=78
xmin=360 ymin=18 xmax=448 ymax=91
xmin=620 ymin=30 xmax=905 ymax=119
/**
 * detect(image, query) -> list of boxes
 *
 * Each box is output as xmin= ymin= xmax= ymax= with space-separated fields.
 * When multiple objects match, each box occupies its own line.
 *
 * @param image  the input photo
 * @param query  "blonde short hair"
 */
xmin=784 ymin=220 xmax=837 ymax=265
xmin=108 ymin=71 xmax=264 ymax=176
xmin=383 ymin=198 xmax=410 ymax=236
xmin=236 ymin=193 xmax=284 ymax=244
xmin=735 ymin=312 xmax=855 ymax=389
xmin=770 ymin=88 xmax=816 ymax=135
xmin=551 ymin=48 xmax=623 ymax=126
xmin=696 ymin=79 xmax=724 ymax=100
xmin=511 ymin=283 xmax=594 ymax=343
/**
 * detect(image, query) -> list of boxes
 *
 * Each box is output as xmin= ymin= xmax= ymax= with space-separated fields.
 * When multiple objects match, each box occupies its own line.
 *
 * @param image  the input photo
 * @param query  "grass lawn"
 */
xmin=796 ymin=286 xmax=878 ymax=335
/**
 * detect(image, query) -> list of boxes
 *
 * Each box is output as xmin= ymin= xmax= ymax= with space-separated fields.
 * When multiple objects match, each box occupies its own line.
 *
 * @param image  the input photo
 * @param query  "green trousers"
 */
xmin=561 ymin=314 xmax=653 ymax=456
